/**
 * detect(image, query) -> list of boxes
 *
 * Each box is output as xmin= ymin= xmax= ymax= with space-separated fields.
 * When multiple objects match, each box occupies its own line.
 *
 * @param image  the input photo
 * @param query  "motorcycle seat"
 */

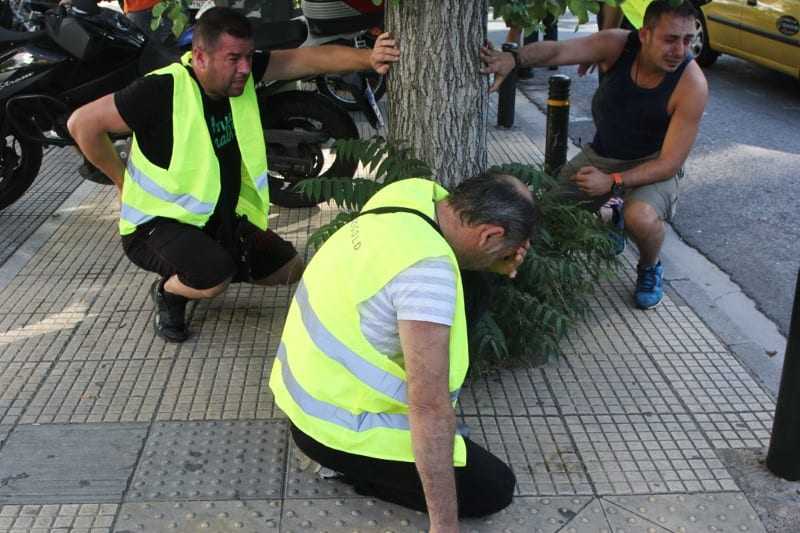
xmin=253 ymin=19 xmax=308 ymax=51
xmin=0 ymin=28 xmax=45 ymax=44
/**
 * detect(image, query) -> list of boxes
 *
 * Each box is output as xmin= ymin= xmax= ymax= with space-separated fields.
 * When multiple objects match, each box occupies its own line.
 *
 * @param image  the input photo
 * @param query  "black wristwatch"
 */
xmin=501 ymin=42 xmax=520 ymax=70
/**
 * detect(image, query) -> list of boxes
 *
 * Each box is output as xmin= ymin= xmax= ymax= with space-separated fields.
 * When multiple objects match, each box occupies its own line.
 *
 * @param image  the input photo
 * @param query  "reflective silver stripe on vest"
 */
xmin=295 ymin=281 xmax=408 ymax=403
xmin=126 ymin=160 xmax=215 ymax=215
xmin=278 ymin=343 xmax=410 ymax=432
xmin=254 ymin=169 xmax=268 ymax=190
xmin=120 ymin=203 xmax=155 ymax=227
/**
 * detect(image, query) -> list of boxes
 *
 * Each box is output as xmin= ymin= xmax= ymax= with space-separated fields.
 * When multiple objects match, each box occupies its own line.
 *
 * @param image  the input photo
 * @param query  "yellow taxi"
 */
xmin=692 ymin=0 xmax=800 ymax=78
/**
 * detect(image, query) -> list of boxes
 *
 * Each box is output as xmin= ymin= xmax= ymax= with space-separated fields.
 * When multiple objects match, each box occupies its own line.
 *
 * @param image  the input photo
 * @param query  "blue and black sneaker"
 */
xmin=635 ymin=261 xmax=664 ymax=309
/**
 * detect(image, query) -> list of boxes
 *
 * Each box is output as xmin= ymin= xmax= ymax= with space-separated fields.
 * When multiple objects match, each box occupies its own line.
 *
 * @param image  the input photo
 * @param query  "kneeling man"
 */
xmin=270 ymin=174 xmax=536 ymax=530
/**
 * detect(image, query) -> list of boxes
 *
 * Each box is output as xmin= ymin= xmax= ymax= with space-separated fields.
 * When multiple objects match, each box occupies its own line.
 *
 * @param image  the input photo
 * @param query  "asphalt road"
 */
xmin=489 ymin=16 xmax=800 ymax=336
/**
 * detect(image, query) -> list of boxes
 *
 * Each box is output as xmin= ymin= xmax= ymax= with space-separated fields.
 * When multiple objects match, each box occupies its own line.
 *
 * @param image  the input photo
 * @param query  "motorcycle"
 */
xmin=0 ymin=0 xmax=361 ymax=210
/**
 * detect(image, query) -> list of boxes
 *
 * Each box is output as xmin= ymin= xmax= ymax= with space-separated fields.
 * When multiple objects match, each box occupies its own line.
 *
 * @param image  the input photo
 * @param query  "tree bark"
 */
xmin=385 ymin=0 xmax=489 ymax=188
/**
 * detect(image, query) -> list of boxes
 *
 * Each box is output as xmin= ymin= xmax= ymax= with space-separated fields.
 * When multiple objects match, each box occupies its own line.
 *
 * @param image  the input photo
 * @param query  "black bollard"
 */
xmin=497 ymin=42 xmax=519 ymax=128
xmin=766 ymin=268 xmax=800 ymax=481
xmin=544 ymin=74 xmax=571 ymax=176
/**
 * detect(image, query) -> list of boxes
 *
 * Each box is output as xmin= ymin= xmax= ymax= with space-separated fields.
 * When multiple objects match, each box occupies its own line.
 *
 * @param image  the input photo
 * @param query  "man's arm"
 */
xmin=262 ymin=32 xmax=399 ymax=82
xmin=399 ymin=319 xmax=458 ymax=533
xmin=571 ymin=62 xmax=709 ymax=196
xmin=481 ymin=29 xmax=629 ymax=92
xmin=67 ymin=94 xmax=132 ymax=191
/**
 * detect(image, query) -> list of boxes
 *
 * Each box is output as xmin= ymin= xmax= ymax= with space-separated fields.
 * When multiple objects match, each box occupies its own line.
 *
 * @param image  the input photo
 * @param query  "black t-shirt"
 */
xmin=115 ymin=52 xmax=269 ymax=244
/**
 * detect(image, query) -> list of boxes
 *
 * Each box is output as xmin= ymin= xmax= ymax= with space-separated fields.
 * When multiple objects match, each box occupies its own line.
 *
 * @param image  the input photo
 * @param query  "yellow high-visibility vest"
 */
xmin=621 ymin=0 xmax=652 ymax=29
xmin=119 ymin=52 xmax=269 ymax=235
xmin=270 ymin=178 xmax=470 ymax=465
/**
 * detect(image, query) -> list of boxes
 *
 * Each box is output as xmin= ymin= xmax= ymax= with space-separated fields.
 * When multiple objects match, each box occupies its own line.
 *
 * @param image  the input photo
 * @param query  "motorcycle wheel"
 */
xmin=315 ymin=71 xmax=386 ymax=112
xmin=259 ymin=90 xmax=359 ymax=209
xmin=0 ymin=133 xmax=43 ymax=211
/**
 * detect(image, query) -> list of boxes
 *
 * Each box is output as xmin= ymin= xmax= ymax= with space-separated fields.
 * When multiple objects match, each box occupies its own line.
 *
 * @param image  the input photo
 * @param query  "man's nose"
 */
xmin=238 ymin=58 xmax=252 ymax=75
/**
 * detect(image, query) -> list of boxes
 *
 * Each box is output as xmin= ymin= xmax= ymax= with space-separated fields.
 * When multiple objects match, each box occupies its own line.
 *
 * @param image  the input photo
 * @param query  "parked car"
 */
xmin=692 ymin=0 xmax=800 ymax=79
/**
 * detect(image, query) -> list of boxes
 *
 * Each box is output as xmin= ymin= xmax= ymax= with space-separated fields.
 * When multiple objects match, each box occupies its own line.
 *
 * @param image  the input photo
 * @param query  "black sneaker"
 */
xmin=150 ymin=280 xmax=189 ymax=342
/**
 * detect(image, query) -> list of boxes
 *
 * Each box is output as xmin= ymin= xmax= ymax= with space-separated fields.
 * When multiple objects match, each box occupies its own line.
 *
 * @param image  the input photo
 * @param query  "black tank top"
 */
xmin=591 ymin=32 xmax=691 ymax=160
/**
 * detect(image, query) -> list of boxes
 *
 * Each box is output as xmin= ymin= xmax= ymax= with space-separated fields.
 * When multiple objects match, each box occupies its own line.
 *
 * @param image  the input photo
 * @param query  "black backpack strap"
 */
xmin=354 ymin=206 xmax=443 ymax=238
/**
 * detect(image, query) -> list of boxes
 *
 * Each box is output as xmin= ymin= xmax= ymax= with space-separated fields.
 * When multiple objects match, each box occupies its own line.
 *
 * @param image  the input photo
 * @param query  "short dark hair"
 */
xmin=642 ymin=0 xmax=696 ymax=28
xmin=448 ymin=172 xmax=536 ymax=246
xmin=194 ymin=7 xmax=253 ymax=51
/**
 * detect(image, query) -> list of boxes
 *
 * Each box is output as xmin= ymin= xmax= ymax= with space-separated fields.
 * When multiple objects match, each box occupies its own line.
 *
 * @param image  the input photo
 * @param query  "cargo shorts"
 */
xmin=556 ymin=144 xmax=681 ymax=221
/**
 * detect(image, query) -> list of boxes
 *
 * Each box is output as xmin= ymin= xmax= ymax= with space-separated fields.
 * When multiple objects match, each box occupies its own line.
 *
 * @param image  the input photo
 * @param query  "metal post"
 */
xmin=766 ymin=268 xmax=800 ymax=481
xmin=497 ymin=42 xmax=519 ymax=128
xmin=544 ymin=74 xmax=571 ymax=176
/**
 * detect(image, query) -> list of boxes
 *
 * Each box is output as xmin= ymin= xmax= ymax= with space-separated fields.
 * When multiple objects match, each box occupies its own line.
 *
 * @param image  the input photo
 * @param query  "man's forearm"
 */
xmin=518 ymin=40 xmax=560 ymax=69
xmin=620 ymin=157 xmax=681 ymax=189
xmin=409 ymin=406 xmax=458 ymax=532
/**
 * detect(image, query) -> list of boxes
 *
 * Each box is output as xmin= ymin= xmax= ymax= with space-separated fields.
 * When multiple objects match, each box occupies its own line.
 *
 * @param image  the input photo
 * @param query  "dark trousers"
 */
xmin=291 ymin=424 xmax=516 ymax=518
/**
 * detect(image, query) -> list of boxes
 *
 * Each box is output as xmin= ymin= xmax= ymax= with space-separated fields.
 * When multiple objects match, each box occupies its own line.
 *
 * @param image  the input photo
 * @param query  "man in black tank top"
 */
xmin=481 ymin=0 xmax=708 ymax=310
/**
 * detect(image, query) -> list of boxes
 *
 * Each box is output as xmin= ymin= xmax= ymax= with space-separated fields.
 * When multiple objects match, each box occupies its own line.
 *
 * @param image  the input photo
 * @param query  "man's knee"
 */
xmin=254 ymin=254 xmax=305 ymax=286
xmin=624 ymin=201 xmax=663 ymax=237
xmin=457 ymin=452 xmax=516 ymax=517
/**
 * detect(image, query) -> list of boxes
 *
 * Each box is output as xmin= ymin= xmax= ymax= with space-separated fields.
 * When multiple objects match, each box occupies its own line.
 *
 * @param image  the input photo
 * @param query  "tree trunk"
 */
xmin=385 ymin=0 xmax=489 ymax=188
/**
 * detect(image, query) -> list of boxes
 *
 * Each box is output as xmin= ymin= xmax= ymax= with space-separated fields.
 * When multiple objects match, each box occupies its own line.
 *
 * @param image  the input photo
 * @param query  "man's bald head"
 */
xmin=447 ymin=172 xmax=536 ymax=247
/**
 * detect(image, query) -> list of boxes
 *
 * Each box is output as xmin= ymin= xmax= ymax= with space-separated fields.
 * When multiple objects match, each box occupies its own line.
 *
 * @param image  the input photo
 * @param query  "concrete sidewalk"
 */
xmin=0 ymin=94 xmax=793 ymax=532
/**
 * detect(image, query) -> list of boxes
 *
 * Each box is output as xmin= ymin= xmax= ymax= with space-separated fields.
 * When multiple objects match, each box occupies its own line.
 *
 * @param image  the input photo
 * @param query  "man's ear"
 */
xmin=477 ymin=224 xmax=506 ymax=249
xmin=192 ymin=46 xmax=207 ymax=70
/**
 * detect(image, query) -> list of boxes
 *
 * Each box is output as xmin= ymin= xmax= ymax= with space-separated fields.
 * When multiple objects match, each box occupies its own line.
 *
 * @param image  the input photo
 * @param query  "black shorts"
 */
xmin=121 ymin=219 xmax=297 ymax=290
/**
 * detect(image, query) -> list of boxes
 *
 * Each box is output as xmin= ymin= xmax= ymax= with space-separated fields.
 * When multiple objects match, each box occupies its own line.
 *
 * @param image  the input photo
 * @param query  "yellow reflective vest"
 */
xmin=270 ymin=178 xmax=470 ymax=466
xmin=621 ymin=0 xmax=652 ymax=29
xmin=119 ymin=52 xmax=269 ymax=236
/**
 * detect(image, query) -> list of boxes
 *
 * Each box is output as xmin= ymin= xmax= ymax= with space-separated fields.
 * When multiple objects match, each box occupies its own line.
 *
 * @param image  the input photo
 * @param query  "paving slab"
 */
xmin=0 ymin=424 xmax=146 ymax=504
xmin=606 ymin=492 xmax=767 ymax=533
xmin=126 ymin=420 xmax=288 ymax=502
xmin=0 ymin=503 xmax=117 ymax=533
xmin=566 ymin=413 xmax=736 ymax=494
xmin=114 ymin=500 xmax=282 ymax=532
xmin=0 ymin=148 xmax=84 ymax=268
xmin=156 ymin=356 xmax=279 ymax=421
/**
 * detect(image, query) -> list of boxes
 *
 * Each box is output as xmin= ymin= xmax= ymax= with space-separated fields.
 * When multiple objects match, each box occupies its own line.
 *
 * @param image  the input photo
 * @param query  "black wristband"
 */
xmin=501 ymin=42 xmax=520 ymax=70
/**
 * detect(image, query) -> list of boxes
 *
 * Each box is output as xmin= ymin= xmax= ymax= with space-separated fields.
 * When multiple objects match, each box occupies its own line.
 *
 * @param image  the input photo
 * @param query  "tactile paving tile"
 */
xmin=0 ymin=361 xmax=51 ymax=425
xmin=606 ymin=492 xmax=767 ymax=533
xmin=0 ymin=311 xmax=82 ymax=364
xmin=543 ymin=351 xmax=685 ymax=416
xmin=157 ymin=357 xmax=279 ymax=421
xmin=0 ymin=424 xmax=146 ymax=504
xmin=462 ymin=496 xmax=593 ymax=533
xmin=20 ymin=358 xmax=172 ymax=424
xmin=115 ymin=500 xmax=281 ymax=532
xmin=466 ymin=416 xmax=591 ymax=496
xmin=458 ymin=367 xmax=558 ymax=417
xmin=562 ymin=296 xmax=646 ymax=356
xmin=281 ymin=498 xmax=427 ymax=533
xmin=652 ymin=351 xmax=775 ymax=414
xmin=600 ymin=499 xmax=672 ymax=532
xmin=177 ymin=301 xmax=287 ymax=360
xmin=695 ymin=412 xmax=773 ymax=449
xmin=58 ymin=310 xmax=168 ymax=362
xmin=284 ymin=441 xmax=359 ymax=499
xmin=127 ymin=420 xmax=288 ymax=502
xmin=0 ymin=147 xmax=83 ymax=268
xmin=0 ymin=503 xmax=117 ymax=532
xmin=566 ymin=413 xmax=737 ymax=494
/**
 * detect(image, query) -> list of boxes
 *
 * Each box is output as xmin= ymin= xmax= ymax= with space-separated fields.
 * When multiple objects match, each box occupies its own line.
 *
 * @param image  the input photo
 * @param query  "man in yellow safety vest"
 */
xmin=271 ymin=173 xmax=536 ymax=532
xmin=68 ymin=7 xmax=399 ymax=342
